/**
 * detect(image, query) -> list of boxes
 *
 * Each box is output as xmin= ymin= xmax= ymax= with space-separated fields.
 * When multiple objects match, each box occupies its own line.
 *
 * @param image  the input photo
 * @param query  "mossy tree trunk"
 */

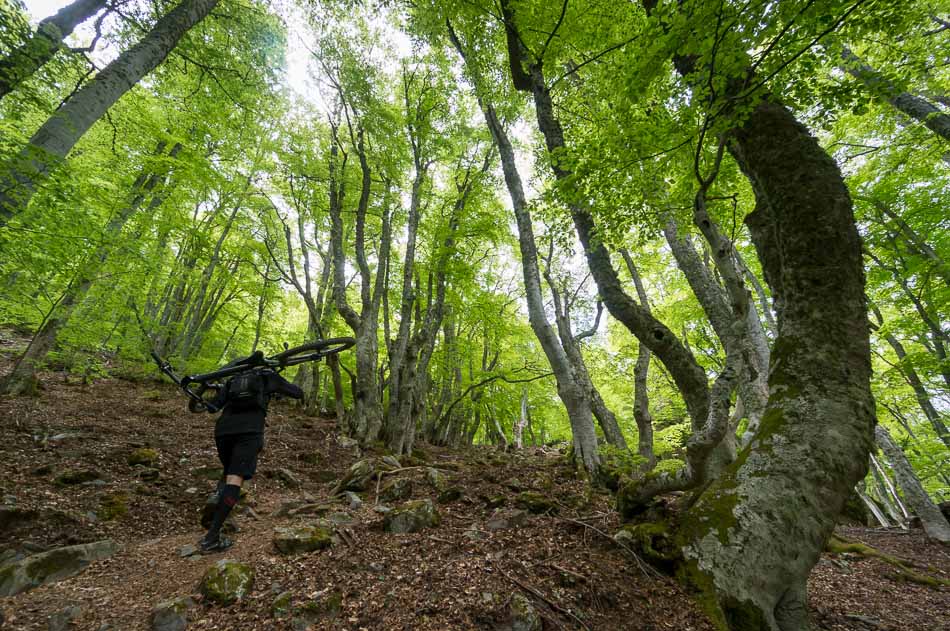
xmin=676 ymin=97 xmax=876 ymax=631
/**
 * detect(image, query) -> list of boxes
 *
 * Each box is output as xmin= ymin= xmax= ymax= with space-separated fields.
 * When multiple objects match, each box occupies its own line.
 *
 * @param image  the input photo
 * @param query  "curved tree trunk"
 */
xmin=0 ymin=0 xmax=106 ymax=100
xmin=0 ymin=0 xmax=219 ymax=227
xmin=675 ymin=97 xmax=876 ymax=631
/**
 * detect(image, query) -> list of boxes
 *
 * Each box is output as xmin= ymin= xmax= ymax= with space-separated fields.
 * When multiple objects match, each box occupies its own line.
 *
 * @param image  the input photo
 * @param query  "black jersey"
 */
xmin=210 ymin=370 xmax=303 ymax=437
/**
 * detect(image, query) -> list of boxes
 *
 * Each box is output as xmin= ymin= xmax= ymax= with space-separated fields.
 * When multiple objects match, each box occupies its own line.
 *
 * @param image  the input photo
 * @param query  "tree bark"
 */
xmin=0 ymin=0 xmax=106 ymax=100
xmin=0 ymin=0 xmax=219 ymax=227
xmin=620 ymin=250 xmax=656 ymax=470
xmin=838 ymin=45 xmax=950 ymax=142
xmin=876 ymin=425 xmax=950 ymax=543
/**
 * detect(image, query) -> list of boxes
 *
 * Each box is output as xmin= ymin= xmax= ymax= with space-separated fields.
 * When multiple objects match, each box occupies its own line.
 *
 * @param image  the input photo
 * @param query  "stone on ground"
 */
xmin=128 ymin=448 xmax=159 ymax=467
xmin=514 ymin=491 xmax=558 ymax=515
xmin=487 ymin=509 xmax=528 ymax=531
xmin=54 ymin=469 xmax=101 ymax=486
xmin=425 ymin=467 xmax=448 ymax=492
xmin=0 ymin=539 xmax=118 ymax=597
xmin=343 ymin=491 xmax=363 ymax=509
xmin=272 ymin=591 xmax=293 ymax=618
xmin=383 ymin=499 xmax=441 ymax=534
xmin=379 ymin=477 xmax=413 ymax=503
xmin=276 ymin=468 xmax=301 ymax=488
xmin=273 ymin=521 xmax=334 ymax=555
xmin=437 ymin=487 xmax=463 ymax=504
xmin=291 ymin=589 xmax=342 ymax=629
xmin=333 ymin=459 xmax=377 ymax=493
xmin=199 ymin=559 xmax=254 ymax=605
xmin=48 ymin=604 xmax=81 ymax=631
xmin=507 ymin=593 xmax=541 ymax=631
xmin=150 ymin=596 xmax=196 ymax=631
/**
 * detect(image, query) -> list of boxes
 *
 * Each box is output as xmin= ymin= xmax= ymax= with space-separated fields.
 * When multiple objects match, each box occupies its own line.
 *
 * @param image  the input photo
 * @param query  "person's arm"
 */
xmin=268 ymin=372 xmax=304 ymax=400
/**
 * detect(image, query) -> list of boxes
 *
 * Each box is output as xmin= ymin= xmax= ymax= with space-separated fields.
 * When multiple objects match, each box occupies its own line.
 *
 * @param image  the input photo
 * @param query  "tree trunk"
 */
xmin=620 ymin=250 xmax=656 ymax=470
xmin=1 ymin=141 xmax=180 ymax=395
xmin=673 ymin=96 xmax=876 ymax=630
xmin=0 ymin=0 xmax=106 ymax=100
xmin=876 ymin=426 xmax=950 ymax=543
xmin=0 ymin=0 xmax=219 ymax=227
xmin=838 ymin=45 xmax=950 ymax=142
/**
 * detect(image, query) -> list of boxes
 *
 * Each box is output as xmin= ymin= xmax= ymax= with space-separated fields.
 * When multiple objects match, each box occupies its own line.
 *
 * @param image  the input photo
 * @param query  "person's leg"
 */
xmin=200 ymin=434 xmax=261 ymax=552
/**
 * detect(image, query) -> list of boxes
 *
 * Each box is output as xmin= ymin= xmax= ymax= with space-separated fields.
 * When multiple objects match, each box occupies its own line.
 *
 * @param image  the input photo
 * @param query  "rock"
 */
xmin=150 ymin=596 xmax=196 ymax=631
xmin=273 ymin=521 xmax=334 ymax=555
xmin=292 ymin=589 xmax=342 ymax=628
xmin=343 ymin=491 xmax=363 ymax=509
xmin=486 ymin=509 xmax=528 ymax=531
xmin=137 ymin=467 xmax=161 ymax=482
xmin=184 ymin=487 xmax=198 ymax=494
xmin=272 ymin=591 xmax=293 ymax=618
xmin=0 ymin=505 xmax=38 ymax=530
xmin=381 ymin=455 xmax=401 ymax=470
xmin=333 ymin=459 xmax=377 ymax=493
xmin=82 ymin=479 xmax=108 ymax=487
xmin=128 ymin=448 xmax=159 ymax=467
xmin=514 ymin=492 xmax=558 ymax=515
xmin=425 ymin=467 xmax=448 ymax=492
xmin=379 ymin=477 xmax=413 ymax=503
xmin=199 ymin=559 xmax=254 ymax=605
xmin=505 ymin=478 xmax=524 ymax=492
xmin=383 ymin=499 xmax=441 ymax=534
xmin=32 ymin=464 xmax=53 ymax=476
xmin=48 ymin=604 xmax=81 ymax=631
xmin=327 ymin=512 xmax=356 ymax=527
xmin=373 ymin=505 xmax=393 ymax=514
xmin=437 ymin=487 xmax=463 ymax=504
xmin=277 ymin=468 xmax=301 ymax=489
xmin=507 ymin=593 xmax=541 ymax=631
xmin=178 ymin=544 xmax=198 ymax=558
xmin=0 ymin=540 xmax=118 ymax=597
xmin=97 ymin=493 xmax=128 ymax=521
xmin=336 ymin=435 xmax=359 ymax=449
xmin=613 ymin=529 xmax=635 ymax=547
xmin=54 ymin=469 xmax=101 ymax=486
xmin=482 ymin=495 xmax=506 ymax=509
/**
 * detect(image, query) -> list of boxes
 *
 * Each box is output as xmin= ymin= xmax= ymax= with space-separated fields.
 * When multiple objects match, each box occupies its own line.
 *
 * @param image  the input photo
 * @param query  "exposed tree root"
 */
xmin=826 ymin=534 xmax=950 ymax=588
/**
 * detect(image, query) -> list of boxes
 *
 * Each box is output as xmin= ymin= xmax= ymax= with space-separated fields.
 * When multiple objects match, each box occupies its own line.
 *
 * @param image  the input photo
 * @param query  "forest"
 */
xmin=0 ymin=0 xmax=948 ymax=629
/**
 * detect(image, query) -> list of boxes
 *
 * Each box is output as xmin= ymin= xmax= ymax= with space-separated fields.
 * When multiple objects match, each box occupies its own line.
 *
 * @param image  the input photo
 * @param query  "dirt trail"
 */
xmin=0 ymin=370 xmax=948 ymax=630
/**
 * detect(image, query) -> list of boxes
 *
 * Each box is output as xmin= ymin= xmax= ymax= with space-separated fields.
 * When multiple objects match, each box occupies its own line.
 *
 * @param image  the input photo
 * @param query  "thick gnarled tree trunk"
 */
xmin=677 ymin=98 xmax=876 ymax=631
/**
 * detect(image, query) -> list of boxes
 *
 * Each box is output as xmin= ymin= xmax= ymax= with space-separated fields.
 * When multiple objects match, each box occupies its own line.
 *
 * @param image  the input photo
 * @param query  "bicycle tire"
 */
xmin=271 ymin=337 xmax=355 ymax=363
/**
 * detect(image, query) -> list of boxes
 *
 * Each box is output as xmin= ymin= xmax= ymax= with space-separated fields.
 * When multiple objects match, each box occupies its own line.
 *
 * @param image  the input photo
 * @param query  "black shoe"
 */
xmin=198 ymin=534 xmax=233 ymax=554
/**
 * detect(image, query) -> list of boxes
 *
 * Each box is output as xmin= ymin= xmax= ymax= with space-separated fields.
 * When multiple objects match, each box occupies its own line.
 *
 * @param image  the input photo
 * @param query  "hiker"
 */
xmin=193 ymin=351 xmax=304 ymax=553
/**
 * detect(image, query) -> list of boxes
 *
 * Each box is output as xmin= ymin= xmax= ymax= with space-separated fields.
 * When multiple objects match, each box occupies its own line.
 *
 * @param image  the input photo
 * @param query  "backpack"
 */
xmin=225 ymin=371 xmax=267 ymax=412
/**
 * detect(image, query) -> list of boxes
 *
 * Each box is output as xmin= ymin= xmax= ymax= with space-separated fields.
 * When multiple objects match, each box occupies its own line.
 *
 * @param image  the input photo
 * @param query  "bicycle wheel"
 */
xmin=271 ymin=337 xmax=356 ymax=364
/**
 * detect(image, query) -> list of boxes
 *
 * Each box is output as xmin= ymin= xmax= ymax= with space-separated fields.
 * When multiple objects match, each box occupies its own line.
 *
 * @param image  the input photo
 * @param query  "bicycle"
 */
xmin=151 ymin=337 xmax=355 ymax=413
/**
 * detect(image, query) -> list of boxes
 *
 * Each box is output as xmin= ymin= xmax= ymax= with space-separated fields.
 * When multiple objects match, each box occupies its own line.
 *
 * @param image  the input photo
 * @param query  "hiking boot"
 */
xmin=198 ymin=534 xmax=233 ymax=554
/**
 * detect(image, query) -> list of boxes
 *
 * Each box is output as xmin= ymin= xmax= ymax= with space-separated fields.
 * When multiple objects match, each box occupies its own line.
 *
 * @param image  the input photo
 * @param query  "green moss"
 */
xmin=513 ymin=492 xmax=558 ymax=515
xmin=97 ymin=493 xmax=128 ymax=521
xmin=200 ymin=560 xmax=254 ymax=605
xmin=54 ymin=469 xmax=100 ymax=486
xmin=618 ymin=522 xmax=678 ymax=564
xmin=272 ymin=591 xmax=293 ymax=618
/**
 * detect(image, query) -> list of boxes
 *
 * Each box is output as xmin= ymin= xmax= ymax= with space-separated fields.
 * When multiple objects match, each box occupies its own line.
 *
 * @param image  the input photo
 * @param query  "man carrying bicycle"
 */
xmin=152 ymin=338 xmax=355 ymax=553
xmin=195 ymin=351 xmax=303 ymax=553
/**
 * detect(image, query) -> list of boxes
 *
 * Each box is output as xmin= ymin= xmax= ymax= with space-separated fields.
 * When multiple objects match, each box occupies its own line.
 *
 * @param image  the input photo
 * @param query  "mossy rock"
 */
xmin=150 ymin=596 xmax=195 ymax=631
xmin=293 ymin=590 xmax=342 ymax=624
xmin=128 ymin=447 xmax=159 ymax=467
xmin=379 ymin=477 xmax=413 ymax=503
xmin=199 ymin=559 xmax=254 ymax=605
xmin=136 ymin=467 xmax=161 ymax=482
xmin=514 ymin=492 xmax=558 ymax=515
xmin=313 ymin=470 xmax=339 ymax=483
xmin=96 ymin=493 xmax=128 ymax=521
xmin=507 ymin=592 xmax=541 ymax=631
xmin=481 ymin=495 xmax=506 ymax=509
xmin=0 ymin=540 xmax=118 ymax=597
xmin=333 ymin=459 xmax=377 ymax=493
xmin=383 ymin=499 xmax=441 ymax=534
xmin=273 ymin=521 xmax=334 ymax=555
xmin=54 ymin=469 xmax=101 ymax=486
xmin=272 ymin=591 xmax=293 ymax=618
xmin=425 ymin=467 xmax=448 ymax=492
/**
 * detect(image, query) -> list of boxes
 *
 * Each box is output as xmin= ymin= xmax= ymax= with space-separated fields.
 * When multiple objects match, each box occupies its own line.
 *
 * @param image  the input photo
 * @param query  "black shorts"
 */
xmin=215 ymin=433 xmax=263 ymax=480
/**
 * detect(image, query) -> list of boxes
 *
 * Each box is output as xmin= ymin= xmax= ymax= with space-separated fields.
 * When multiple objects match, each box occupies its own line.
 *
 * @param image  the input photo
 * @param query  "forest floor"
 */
xmin=0 ymin=356 xmax=948 ymax=629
